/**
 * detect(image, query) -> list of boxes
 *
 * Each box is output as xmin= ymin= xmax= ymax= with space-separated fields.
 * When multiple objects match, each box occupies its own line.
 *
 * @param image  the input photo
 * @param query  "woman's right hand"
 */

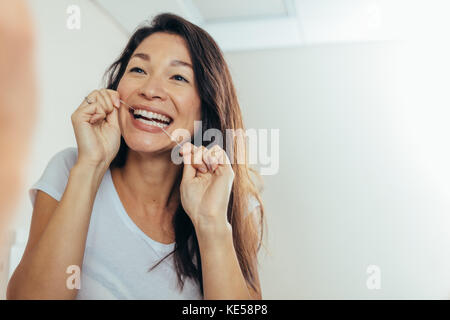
xmin=71 ymin=89 xmax=121 ymax=170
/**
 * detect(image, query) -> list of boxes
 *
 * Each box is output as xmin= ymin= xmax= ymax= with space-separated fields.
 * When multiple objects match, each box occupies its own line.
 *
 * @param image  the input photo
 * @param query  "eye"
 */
xmin=130 ymin=67 xmax=145 ymax=74
xmin=172 ymin=74 xmax=188 ymax=83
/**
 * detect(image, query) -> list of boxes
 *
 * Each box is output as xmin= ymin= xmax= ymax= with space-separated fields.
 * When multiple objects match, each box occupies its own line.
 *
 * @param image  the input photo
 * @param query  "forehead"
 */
xmin=134 ymin=32 xmax=192 ymax=64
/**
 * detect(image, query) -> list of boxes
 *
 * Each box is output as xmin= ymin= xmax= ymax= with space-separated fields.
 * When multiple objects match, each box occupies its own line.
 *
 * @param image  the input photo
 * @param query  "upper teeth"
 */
xmin=133 ymin=109 xmax=171 ymax=123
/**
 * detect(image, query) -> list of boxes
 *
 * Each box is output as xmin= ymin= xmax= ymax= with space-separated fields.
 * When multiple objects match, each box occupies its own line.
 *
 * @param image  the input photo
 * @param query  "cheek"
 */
xmin=193 ymin=103 xmax=202 ymax=120
xmin=179 ymin=103 xmax=201 ymax=138
xmin=178 ymin=94 xmax=202 ymax=121
xmin=116 ymin=81 xmax=131 ymax=99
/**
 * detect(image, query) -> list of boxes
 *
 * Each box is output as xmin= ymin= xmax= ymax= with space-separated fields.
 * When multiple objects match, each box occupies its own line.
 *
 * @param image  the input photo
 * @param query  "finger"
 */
xmin=92 ymin=102 xmax=107 ymax=121
xmin=78 ymin=101 xmax=105 ymax=123
xmin=198 ymin=146 xmax=212 ymax=172
xmin=92 ymin=90 xmax=108 ymax=116
xmin=200 ymin=146 xmax=214 ymax=172
xmin=74 ymin=91 xmax=105 ymax=124
xmin=179 ymin=141 xmax=192 ymax=156
xmin=91 ymin=91 xmax=109 ymax=123
xmin=82 ymin=91 xmax=97 ymax=107
xmin=106 ymin=89 xmax=120 ymax=108
xmin=106 ymin=105 xmax=120 ymax=127
xmin=80 ymin=102 xmax=106 ymax=118
xmin=180 ymin=142 xmax=193 ymax=156
xmin=207 ymin=148 xmax=220 ymax=172
xmin=99 ymin=88 xmax=115 ymax=114
xmin=207 ymin=145 xmax=231 ymax=172
xmin=181 ymin=143 xmax=196 ymax=181
xmin=89 ymin=113 xmax=104 ymax=124
xmin=79 ymin=100 xmax=98 ymax=115
xmin=208 ymin=145 xmax=223 ymax=164
xmin=206 ymin=152 xmax=219 ymax=172
xmin=192 ymin=145 xmax=208 ymax=174
xmin=82 ymin=91 xmax=106 ymax=121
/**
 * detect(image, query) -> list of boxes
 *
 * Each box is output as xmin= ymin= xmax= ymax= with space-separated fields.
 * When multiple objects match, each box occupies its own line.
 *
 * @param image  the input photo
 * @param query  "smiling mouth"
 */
xmin=131 ymin=109 xmax=173 ymax=128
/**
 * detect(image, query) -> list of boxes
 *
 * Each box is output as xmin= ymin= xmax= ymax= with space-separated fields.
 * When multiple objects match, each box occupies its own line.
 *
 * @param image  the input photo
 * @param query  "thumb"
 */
xmin=181 ymin=143 xmax=196 ymax=182
xmin=107 ymin=106 xmax=120 ymax=128
xmin=78 ymin=103 xmax=100 ymax=123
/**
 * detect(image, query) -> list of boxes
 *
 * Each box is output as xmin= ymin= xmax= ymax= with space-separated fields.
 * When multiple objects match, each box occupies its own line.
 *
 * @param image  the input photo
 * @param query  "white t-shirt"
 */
xmin=28 ymin=147 xmax=260 ymax=300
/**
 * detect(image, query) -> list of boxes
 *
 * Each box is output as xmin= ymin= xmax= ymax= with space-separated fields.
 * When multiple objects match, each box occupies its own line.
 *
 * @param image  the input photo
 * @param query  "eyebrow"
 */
xmin=130 ymin=53 xmax=193 ymax=69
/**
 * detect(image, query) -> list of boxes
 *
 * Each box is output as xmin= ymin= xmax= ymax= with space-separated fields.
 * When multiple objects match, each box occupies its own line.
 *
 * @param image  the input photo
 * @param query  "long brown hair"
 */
xmin=104 ymin=13 xmax=265 ymax=297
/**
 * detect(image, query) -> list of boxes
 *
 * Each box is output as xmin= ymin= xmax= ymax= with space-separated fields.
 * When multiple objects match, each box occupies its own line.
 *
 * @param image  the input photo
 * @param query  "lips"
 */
xmin=131 ymin=104 xmax=173 ymax=123
xmin=130 ymin=106 xmax=173 ymax=133
xmin=132 ymin=110 xmax=171 ymax=125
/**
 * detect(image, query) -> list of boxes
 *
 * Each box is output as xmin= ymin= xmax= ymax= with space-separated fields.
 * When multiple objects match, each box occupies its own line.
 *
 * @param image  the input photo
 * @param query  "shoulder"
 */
xmin=29 ymin=147 xmax=78 ymax=205
xmin=45 ymin=147 xmax=78 ymax=175
xmin=45 ymin=146 xmax=79 ymax=181
xmin=51 ymin=146 xmax=78 ymax=166
xmin=44 ymin=147 xmax=78 ymax=178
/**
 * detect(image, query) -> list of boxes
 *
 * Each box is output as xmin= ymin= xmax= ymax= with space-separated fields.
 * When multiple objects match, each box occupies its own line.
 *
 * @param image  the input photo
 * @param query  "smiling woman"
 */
xmin=7 ymin=13 xmax=265 ymax=300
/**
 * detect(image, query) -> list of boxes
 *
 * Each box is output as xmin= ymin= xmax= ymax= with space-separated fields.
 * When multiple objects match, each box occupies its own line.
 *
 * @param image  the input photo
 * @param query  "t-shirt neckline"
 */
xmin=106 ymin=168 xmax=176 ymax=253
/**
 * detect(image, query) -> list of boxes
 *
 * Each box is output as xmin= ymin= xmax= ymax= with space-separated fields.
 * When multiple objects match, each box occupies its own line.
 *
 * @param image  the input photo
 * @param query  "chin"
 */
xmin=122 ymin=131 xmax=172 ymax=154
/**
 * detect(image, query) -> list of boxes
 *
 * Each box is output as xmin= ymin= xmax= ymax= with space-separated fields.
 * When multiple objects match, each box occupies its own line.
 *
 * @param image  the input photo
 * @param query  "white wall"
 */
xmin=226 ymin=41 xmax=450 ymax=299
xmin=2 ymin=0 xmax=450 ymax=299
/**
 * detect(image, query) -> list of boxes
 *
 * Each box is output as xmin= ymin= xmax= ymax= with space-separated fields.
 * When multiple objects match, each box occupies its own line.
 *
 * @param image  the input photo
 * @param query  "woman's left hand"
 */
xmin=179 ymin=143 xmax=235 ymax=231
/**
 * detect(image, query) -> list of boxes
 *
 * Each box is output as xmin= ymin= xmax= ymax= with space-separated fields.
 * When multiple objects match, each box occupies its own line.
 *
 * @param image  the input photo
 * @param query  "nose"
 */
xmin=137 ymin=75 xmax=168 ymax=101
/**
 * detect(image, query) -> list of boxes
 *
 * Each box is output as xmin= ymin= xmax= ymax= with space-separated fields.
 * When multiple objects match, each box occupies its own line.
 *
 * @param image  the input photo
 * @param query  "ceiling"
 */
xmin=94 ymin=0 xmax=410 ymax=52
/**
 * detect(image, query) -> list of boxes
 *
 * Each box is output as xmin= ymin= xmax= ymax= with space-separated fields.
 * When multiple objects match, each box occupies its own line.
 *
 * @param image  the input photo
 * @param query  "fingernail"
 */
xmin=114 ymin=97 xmax=120 ymax=108
xmin=199 ymin=167 xmax=207 ymax=173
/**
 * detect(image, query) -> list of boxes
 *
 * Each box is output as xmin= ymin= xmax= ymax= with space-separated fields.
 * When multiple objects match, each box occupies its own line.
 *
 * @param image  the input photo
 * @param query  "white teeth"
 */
xmin=133 ymin=109 xmax=171 ymax=123
xmin=136 ymin=117 xmax=169 ymax=128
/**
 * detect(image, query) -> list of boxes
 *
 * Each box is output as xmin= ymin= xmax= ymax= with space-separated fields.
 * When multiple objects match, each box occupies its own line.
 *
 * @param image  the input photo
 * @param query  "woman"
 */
xmin=7 ymin=13 xmax=264 ymax=300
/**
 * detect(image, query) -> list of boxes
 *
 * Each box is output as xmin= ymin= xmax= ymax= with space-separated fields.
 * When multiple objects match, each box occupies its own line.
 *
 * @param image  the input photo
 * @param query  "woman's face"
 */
xmin=117 ymin=32 xmax=201 ymax=154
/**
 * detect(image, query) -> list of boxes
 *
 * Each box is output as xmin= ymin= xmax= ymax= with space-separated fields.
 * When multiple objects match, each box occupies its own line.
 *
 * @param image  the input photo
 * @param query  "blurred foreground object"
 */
xmin=0 ymin=0 xmax=37 ymax=240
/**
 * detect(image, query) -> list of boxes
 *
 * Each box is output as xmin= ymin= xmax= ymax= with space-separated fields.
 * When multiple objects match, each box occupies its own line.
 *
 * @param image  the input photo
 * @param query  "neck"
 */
xmin=114 ymin=149 xmax=182 ymax=219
